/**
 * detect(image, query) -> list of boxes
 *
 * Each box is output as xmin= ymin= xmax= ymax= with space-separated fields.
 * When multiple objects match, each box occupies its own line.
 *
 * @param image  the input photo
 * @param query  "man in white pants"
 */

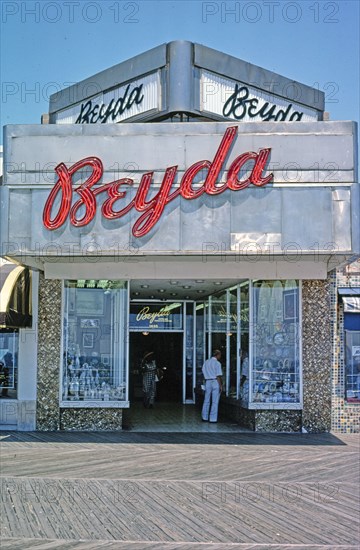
xmin=201 ymin=350 xmax=223 ymax=423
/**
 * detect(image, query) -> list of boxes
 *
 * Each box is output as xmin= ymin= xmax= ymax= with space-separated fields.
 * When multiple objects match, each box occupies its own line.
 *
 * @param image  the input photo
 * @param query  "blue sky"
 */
xmin=1 ymin=0 xmax=359 ymax=143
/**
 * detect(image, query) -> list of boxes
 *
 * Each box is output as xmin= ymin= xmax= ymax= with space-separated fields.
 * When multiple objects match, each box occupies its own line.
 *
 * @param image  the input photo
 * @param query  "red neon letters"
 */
xmin=43 ymin=126 xmax=273 ymax=238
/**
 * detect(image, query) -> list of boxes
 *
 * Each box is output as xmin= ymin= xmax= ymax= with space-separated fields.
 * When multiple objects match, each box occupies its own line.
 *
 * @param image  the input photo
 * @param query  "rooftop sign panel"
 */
xmin=55 ymin=72 xmax=161 ymax=125
xmin=49 ymin=41 xmax=324 ymax=124
xmin=200 ymin=70 xmax=319 ymax=122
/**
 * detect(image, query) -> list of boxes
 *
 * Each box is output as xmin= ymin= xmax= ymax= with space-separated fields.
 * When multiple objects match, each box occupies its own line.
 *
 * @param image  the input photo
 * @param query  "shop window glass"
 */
xmin=192 ymin=280 xmax=300 ymax=408
xmin=229 ymin=288 xmax=238 ymax=398
xmin=251 ymin=280 xmax=300 ymax=405
xmin=185 ymin=302 xmax=194 ymax=401
xmin=195 ymin=303 xmax=206 ymax=389
xmin=62 ymin=280 xmax=128 ymax=404
xmin=345 ymin=330 xmax=360 ymax=402
xmin=209 ymin=292 xmax=227 ymax=392
xmin=0 ymin=330 xmax=18 ymax=399
xmin=239 ymin=283 xmax=250 ymax=405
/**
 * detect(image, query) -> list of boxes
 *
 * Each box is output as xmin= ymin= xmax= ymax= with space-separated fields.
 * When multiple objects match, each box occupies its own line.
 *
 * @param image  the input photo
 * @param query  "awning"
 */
xmin=0 ymin=264 xmax=32 ymax=328
xmin=338 ymin=288 xmax=360 ymax=314
xmin=338 ymin=287 xmax=360 ymax=297
xmin=343 ymin=297 xmax=360 ymax=313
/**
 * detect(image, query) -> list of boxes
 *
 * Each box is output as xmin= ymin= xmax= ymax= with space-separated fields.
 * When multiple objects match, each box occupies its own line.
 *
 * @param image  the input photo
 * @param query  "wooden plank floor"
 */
xmin=0 ymin=431 xmax=359 ymax=549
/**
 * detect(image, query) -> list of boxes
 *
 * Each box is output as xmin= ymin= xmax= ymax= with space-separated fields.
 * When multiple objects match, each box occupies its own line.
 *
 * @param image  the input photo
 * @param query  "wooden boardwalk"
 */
xmin=0 ymin=431 xmax=359 ymax=549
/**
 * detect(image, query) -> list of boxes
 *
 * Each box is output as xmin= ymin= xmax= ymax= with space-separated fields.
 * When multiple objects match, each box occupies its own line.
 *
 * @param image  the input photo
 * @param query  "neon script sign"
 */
xmin=43 ymin=127 xmax=273 ymax=238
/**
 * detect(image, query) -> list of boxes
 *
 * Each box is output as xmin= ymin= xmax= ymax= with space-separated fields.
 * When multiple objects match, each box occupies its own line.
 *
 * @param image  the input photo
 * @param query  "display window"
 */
xmin=239 ymin=284 xmax=250 ymax=405
xmin=250 ymin=280 xmax=301 ymax=407
xmin=61 ymin=280 xmax=128 ymax=406
xmin=345 ymin=330 xmax=360 ymax=402
xmin=0 ymin=330 xmax=18 ymax=399
xmin=193 ymin=280 xmax=300 ymax=408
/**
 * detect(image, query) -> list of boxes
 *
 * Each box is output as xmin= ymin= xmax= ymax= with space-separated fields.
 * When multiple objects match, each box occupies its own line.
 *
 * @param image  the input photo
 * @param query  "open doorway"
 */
xmin=129 ymin=332 xmax=183 ymax=404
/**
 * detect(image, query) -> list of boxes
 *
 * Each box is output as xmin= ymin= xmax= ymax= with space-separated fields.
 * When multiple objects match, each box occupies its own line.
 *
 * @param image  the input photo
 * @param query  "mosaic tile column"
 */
xmin=36 ymin=274 xmax=62 ymax=430
xmin=330 ymin=267 xmax=360 ymax=433
xmin=302 ymin=280 xmax=332 ymax=432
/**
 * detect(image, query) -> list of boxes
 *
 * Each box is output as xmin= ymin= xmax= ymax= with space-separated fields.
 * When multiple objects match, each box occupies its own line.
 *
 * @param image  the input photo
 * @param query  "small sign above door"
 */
xmin=129 ymin=303 xmax=183 ymax=331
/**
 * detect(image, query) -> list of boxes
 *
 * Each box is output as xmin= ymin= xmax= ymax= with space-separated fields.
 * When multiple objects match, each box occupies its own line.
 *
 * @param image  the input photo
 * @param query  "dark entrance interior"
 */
xmin=129 ymin=332 xmax=183 ymax=403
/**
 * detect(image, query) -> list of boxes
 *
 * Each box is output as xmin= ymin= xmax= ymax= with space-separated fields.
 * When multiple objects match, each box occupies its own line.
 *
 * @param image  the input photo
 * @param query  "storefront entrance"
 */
xmin=58 ymin=279 xmax=302 ymax=432
xmin=129 ymin=332 xmax=183 ymax=403
xmin=126 ymin=300 xmax=200 ymax=430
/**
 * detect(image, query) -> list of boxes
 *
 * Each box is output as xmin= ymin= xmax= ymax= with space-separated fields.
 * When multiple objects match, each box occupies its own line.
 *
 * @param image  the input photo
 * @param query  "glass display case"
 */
xmin=61 ymin=280 xmax=128 ymax=406
xmin=250 ymin=280 xmax=301 ymax=407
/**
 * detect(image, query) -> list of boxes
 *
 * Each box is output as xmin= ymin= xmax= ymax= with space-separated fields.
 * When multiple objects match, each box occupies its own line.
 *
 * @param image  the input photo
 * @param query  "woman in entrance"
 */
xmin=140 ymin=351 xmax=158 ymax=408
xmin=202 ymin=350 xmax=223 ymax=423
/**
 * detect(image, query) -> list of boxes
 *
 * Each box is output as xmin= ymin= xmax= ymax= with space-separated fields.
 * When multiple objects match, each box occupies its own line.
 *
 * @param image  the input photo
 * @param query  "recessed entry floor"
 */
xmin=122 ymin=401 xmax=251 ymax=432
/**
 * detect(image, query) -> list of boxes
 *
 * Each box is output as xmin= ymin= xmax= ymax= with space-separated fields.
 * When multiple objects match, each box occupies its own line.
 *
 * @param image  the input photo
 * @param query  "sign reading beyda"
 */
xmin=43 ymin=126 xmax=273 ymax=238
xmin=74 ymin=83 xmax=144 ymax=124
xmin=201 ymin=70 xmax=318 ymax=123
xmin=55 ymin=73 xmax=159 ymax=125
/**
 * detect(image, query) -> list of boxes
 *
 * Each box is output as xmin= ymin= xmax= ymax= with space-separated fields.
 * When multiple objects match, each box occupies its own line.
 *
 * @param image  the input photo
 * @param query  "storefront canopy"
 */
xmin=338 ymin=287 xmax=360 ymax=297
xmin=343 ymin=297 xmax=360 ymax=313
xmin=338 ymin=288 xmax=360 ymax=313
xmin=338 ymin=288 xmax=360 ymax=330
xmin=0 ymin=264 xmax=32 ymax=328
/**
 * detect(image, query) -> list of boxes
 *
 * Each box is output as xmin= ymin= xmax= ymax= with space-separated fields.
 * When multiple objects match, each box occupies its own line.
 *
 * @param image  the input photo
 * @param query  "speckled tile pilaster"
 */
xmin=302 ymin=280 xmax=332 ymax=433
xmin=60 ymin=408 xmax=123 ymax=431
xmin=36 ymin=273 xmax=62 ymax=430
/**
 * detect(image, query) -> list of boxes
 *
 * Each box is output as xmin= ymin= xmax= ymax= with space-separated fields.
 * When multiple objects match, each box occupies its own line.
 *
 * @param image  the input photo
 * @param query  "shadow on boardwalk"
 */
xmin=0 ymin=430 xmax=349 ymax=446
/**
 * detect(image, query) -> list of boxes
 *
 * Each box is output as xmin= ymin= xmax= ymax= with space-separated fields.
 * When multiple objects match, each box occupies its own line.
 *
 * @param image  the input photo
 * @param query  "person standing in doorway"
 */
xmin=140 ymin=351 xmax=158 ymax=409
xmin=201 ymin=350 xmax=223 ymax=423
